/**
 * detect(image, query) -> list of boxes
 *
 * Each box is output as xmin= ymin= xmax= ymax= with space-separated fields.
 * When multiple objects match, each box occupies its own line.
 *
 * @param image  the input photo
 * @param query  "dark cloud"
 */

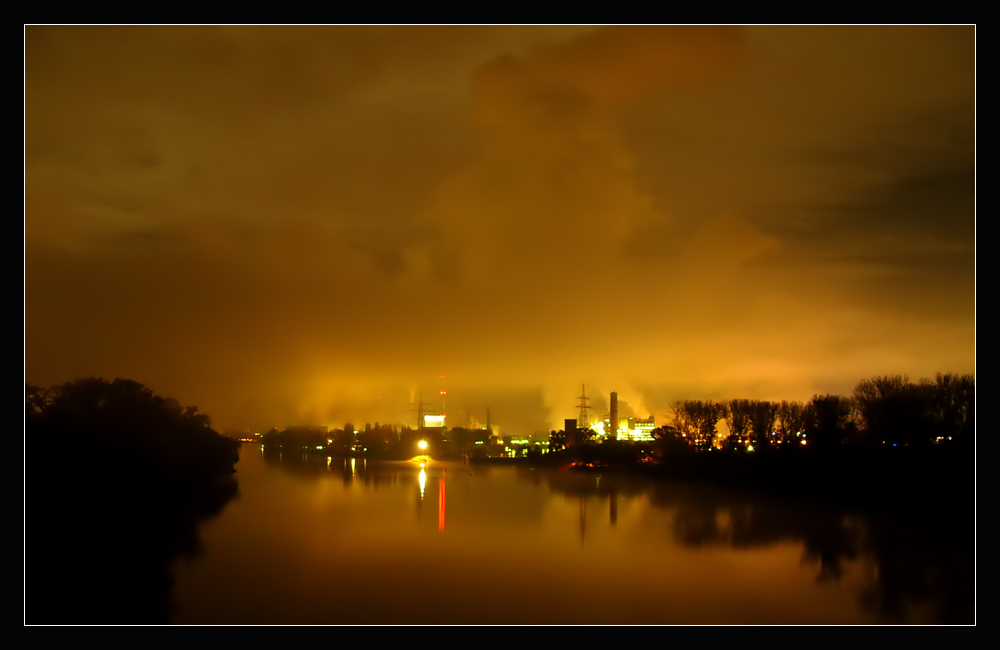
xmin=25 ymin=26 xmax=975 ymax=434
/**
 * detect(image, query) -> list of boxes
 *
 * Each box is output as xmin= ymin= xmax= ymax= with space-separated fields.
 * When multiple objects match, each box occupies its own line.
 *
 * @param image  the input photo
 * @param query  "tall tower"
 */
xmin=577 ymin=384 xmax=591 ymax=430
xmin=609 ymin=391 xmax=619 ymax=441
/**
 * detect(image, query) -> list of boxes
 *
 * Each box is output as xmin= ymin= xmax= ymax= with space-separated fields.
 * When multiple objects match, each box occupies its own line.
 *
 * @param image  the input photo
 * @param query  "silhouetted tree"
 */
xmin=671 ymin=400 xmax=723 ymax=448
xmin=776 ymin=400 xmax=807 ymax=444
xmin=549 ymin=429 xmax=568 ymax=452
xmin=358 ymin=423 xmax=396 ymax=455
xmin=333 ymin=425 xmax=356 ymax=453
xmin=748 ymin=400 xmax=778 ymax=448
xmin=853 ymin=375 xmax=933 ymax=446
xmin=652 ymin=425 xmax=689 ymax=456
xmin=670 ymin=401 xmax=697 ymax=442
xmin=805 ymin=394 xmax=853 ymax=449
xmin=25 ymin=378 xmax=240 ymax=623
xmin=570 ymin=427 xmax=595 ymax=446
xmin=920 ymin=373 xmax=975 ymax=445
xmin=696 ymin=401 xmax=725 ymax=448
xmin=724 ymin=399 xmax=752 ymax=444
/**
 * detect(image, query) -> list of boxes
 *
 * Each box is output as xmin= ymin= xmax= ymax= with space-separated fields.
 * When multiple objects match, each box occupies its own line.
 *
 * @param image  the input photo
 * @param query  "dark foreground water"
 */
xmin=170 ymin=445 xmax=974 ymax=624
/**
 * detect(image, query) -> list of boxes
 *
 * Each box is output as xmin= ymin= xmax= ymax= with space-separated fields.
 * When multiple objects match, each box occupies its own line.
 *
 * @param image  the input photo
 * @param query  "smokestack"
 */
xmin=610 ymin=392 xmax=619 ymax=441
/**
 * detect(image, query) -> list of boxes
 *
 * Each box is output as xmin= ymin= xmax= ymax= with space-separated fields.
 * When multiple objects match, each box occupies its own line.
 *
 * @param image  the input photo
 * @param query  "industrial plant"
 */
xmin=567 ymin=385 xmax=656 ymax=442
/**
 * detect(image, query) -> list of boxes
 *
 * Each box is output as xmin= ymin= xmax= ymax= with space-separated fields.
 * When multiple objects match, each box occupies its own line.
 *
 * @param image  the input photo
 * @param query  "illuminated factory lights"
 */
xmin=593 ymin=416 xmax=657 ymax=442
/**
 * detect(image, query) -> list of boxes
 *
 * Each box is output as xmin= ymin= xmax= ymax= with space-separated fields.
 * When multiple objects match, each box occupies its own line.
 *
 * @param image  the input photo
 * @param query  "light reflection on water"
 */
xmin=170 ymin=445 xmax=971 ymax=624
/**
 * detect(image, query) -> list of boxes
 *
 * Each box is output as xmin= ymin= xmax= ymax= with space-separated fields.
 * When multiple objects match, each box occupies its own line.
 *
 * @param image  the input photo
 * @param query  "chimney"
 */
xmin=610 ymin=392 xmax=619 ymax=441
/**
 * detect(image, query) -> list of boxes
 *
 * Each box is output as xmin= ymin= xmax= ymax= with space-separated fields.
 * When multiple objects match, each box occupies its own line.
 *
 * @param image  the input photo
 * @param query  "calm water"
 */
xmin=170 ymin=445 xmax=973 ymax=624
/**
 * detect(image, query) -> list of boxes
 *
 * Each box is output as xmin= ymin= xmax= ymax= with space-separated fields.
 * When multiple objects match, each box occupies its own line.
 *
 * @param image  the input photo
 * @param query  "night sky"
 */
xmin=24 ymin=26 xmax=975 ymax=435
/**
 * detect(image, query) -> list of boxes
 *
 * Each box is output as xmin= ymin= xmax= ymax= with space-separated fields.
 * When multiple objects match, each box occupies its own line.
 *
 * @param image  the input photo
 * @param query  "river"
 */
xmin=170 ymin=444 xmax=973 ymax=624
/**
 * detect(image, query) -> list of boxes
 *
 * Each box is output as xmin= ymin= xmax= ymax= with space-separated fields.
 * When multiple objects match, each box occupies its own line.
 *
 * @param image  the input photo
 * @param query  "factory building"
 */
xmin=589 ymin=392 xmax=656 ymax=442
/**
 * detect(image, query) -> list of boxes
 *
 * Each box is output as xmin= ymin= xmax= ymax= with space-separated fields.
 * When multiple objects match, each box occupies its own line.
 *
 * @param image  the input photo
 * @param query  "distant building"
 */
xmin=624 ymin=416 xmax=656 ymax=441
xmin=423 ymin=414 xmax=446 ymax=429
xmin=593 ymin=394 xmax=656 ymax=442
xmin=566 ymin=389 xmax=655 ymax=442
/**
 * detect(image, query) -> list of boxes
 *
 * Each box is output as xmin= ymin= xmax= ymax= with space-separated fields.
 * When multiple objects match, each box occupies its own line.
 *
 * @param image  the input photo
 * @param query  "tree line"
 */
xmin=25 ymin=377 xmax=241 ymax=623
xmin=661 ymin=373 xmax=974 ymax=451
xmin=262 ymin=422 xmax=494 ymax=459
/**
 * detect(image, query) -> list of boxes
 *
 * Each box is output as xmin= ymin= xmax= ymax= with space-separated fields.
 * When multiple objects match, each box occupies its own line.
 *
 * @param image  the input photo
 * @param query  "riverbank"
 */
xmin=473 ymin=443 xmax=975 ymax=518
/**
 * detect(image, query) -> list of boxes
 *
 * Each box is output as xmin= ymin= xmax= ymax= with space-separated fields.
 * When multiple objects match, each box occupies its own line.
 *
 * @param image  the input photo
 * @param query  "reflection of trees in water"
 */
xmin=534 ymin=467 xmax=650 ymax=499
xmin=673 ymin=495 xmax=971 ymax=622
xmin=662 ymin=491 xmax=861 ymax=582
xmin=26 ymin=378 xmax=241 ymax=624
xmin=28 ymin=467 xmax=239 ymax=623
xmin=856 ymin=515 xmax=974 ymax=624
xmin=535 ymin=468 xmax=972 ymax=624
xmin=262 ymin=449 xmax=409 ymax=488
xmin=268 ymin=456 xmax=552 ymax=530
xmin=657 ymin=486 xmax=972 ymax=624
xmin=645 ymin=485 xmax=855 ymax=575
xmin=262 ymin=446 xmax=332 ymax=478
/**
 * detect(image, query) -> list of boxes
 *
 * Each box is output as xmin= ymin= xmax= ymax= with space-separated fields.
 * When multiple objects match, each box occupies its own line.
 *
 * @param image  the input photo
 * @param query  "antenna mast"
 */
xmin=577 ymin=384 xmax=591 ymax=429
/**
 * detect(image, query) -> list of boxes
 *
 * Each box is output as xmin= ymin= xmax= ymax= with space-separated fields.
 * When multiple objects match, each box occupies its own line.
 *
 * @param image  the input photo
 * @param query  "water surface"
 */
xmin=171 ymin=445 xmax=972 ymax=624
